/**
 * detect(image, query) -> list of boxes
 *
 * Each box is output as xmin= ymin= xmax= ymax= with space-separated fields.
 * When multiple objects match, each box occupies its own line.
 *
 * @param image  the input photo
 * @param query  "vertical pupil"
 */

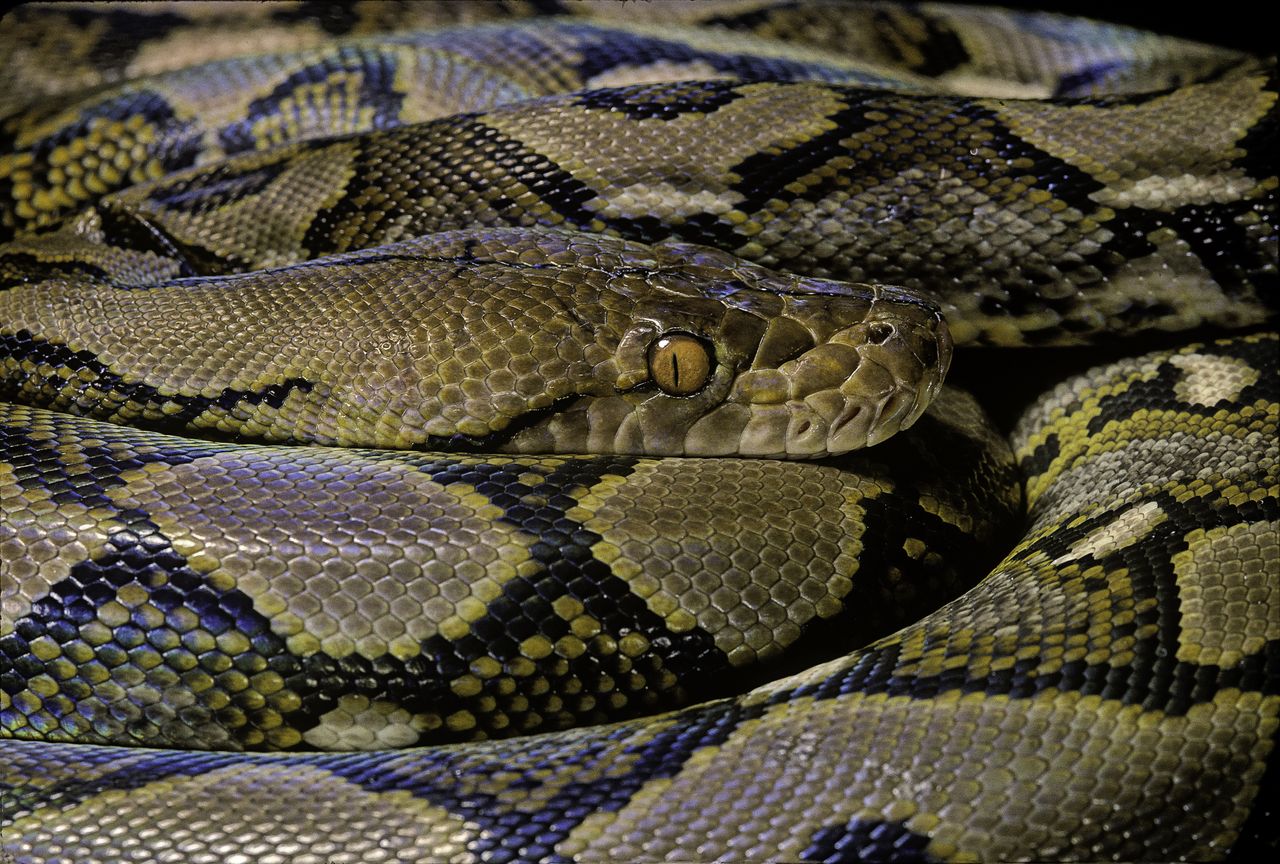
xmin=670 ymin=350 xmax=679 ymax=388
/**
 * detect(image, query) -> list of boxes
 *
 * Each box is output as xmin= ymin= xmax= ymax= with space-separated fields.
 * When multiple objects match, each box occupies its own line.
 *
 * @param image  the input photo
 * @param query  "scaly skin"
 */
xmin=2 ymin=334 xmax=1275 ymax=862
xmin=0 ymin=3 xmax=1277 ymax=862
xmin=45 ymin=65 xmax=1276 ymax=347
xmin=0 ymin=227 xmax=950 ymax=457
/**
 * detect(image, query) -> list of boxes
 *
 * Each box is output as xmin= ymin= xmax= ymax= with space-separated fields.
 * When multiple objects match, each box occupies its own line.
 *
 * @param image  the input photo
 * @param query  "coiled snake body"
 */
xmin=0 ymin=3 xmax=1277 ymax=862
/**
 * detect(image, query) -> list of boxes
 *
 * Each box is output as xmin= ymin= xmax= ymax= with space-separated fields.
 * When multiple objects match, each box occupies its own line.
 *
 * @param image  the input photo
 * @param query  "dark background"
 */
xmin=968 ymin=1 xmax=1268 ymax=54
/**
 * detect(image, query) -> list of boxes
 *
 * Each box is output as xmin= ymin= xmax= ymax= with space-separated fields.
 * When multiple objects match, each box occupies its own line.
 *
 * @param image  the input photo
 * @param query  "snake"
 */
xmin=1 ymin=2 xmax=1277 ymax=862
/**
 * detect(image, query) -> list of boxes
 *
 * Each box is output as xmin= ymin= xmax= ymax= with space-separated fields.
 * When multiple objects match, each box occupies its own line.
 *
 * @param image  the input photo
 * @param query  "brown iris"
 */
xmin=649 ymin=333 xmax=712 ymax=396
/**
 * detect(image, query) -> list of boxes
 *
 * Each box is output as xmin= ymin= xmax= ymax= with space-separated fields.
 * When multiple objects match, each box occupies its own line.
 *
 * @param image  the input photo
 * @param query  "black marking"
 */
xmin=1054 ymin=61 xmax=1133 ymax=97
xmin=802 ymin=818 xmax=942 ymax=863
xmin=95 ymin=202 xmax=198 ymax=278
xmin=1 ymin=500 xmax=297 ymax=748
xmin=217 ymin=46 xmax=406 ymax=155
xmin=768 ymin=486 xmax=1280 ymax=715
xmin=0 ymin=252 xmax=112 ymax=287
xmin=722 ymin=95 xmax=1111 ymax=291
xmin=460 ymin=121 xmax=602 ymax=226
xmin=0 ymin=409 xmax=224 ymax=508
xmin=235 ymin=244 xmax=563 ymax=277
xmin=727 ymin=99 xmax=880 ymax=214
xmin=1085 ymin=197 xmax=1278 ymax=307
xmin=426 ymin=456 xmax=721 ymax=674
xmin=1049 ymin=55 xmax=1257 ymax=97
xmin=298 ymin=115 xmax=603 ymax=254
xmin=1019 ymin=432 xmax=1061 ymax=479
xmin=126 ymin=151 xmax=305 ymax=273
xmin=0 ymin=743 xmax=253 ymax=819
xmin=565 ymin=23 xmax=893 ymax=90
xmin=269 ymin=0 xmax=362 ymax=35
xmin=0 ymin=328 xmax=598 ymax=454
xmin=1 ymin=89 xmax=201 ymax=234
xmin=1 ymin=703 xmax=763 ymax=861
xmin=600 ymin=211 xmax=747 ymax=250
xmin=28 ymin=6 xmax=191 ymax=78
xmin=756 ymin=412 xmax=1021 ymax=687
xmin=972 ymin=102 xmax=1109 ymax=213
xmin=1 ymin=407 xmax=262 ymax=743
xmin=0 ymin=329 xmax=316 ymax=433
xmin=868 ymin=6 xmax=969 ymax=78
xmin=281 ymin=455 xmax=727 ymax=744
xmin=572 ymin=79 xmax=746 ymax=121
xmin=700 ymin=1 xmax=801 ymax=31
xmin=15 ymin=696 xmax=758 ymax=861
xmin=1085 ymin=336 xmax=1280 ymax=436
xmin=1226 ymin=723 xmax=1280 ymax=860
xmin=139 ymin=148 xmax=306 ymax=216
xmin=417 ymin=393 xmax=583 ymax=453
xmin=23 ymin=90 xmax=199 ymax=172
xmin=1235 ymin=65 xmax=1280 ymax=182
xmin=328 ymin=697 xmax=766 ymax=863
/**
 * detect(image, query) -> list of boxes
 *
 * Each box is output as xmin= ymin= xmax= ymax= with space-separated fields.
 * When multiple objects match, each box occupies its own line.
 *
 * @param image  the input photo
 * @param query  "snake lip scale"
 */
xmin=0 ymin=2 xmax=1277 ymax=863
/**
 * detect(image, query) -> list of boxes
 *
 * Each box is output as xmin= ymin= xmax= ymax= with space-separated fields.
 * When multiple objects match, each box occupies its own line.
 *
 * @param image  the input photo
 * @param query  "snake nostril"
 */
xmin=867 ymin=323 xmax=895 ymax=344
xmin=919 ymin=338 xmax=937 ymax=367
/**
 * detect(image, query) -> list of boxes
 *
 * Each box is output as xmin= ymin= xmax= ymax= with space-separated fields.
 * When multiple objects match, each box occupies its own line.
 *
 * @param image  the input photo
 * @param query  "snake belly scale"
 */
xmin=0 ymin=2 xmax=1277 ymax=863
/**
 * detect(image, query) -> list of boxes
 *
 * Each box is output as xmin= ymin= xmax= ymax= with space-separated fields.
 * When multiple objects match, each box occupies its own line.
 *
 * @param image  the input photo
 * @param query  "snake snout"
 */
xmin=716 ymin=287 xmax=950 ymax=458
xmin=829 ymin=300 xmax=953 ymax=452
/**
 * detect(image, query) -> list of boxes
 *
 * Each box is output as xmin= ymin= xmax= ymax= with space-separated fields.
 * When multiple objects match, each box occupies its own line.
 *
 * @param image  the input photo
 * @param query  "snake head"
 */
xmin=505 ymin=237 xmax=951 ymax=458
xmin=0 ymin=227 xmax=947 ymax=456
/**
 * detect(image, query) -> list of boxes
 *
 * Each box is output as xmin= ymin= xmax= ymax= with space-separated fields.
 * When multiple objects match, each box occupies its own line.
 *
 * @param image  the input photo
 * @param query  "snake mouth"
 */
xmin=826 ymin=309 xmax=953 ymax=452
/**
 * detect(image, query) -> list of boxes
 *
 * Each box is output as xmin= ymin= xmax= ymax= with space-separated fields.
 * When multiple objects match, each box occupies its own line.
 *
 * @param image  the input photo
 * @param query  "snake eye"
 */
xmin=649 ymin=333 xmax=713 ymax=396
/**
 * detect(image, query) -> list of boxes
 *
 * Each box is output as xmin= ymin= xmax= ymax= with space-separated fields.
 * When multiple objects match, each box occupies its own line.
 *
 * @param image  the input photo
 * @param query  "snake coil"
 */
xmin=0 ymin=2 xmax=1277 ymax=863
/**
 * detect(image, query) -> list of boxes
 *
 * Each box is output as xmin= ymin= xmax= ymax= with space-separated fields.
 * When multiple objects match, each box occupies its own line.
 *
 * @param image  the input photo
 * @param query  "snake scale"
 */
xmin=0 ymin=2 xmax=1277 ymax=862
